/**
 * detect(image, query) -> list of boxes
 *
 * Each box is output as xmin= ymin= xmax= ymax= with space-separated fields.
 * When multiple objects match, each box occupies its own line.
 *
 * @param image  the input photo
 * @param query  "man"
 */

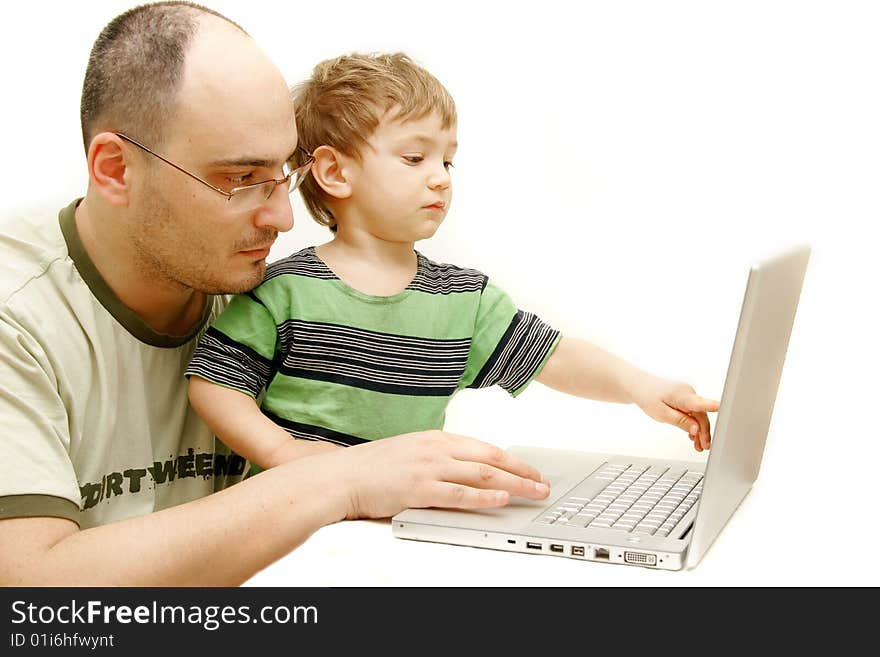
xmin=0 ymin=1 xmax=550 ymax=586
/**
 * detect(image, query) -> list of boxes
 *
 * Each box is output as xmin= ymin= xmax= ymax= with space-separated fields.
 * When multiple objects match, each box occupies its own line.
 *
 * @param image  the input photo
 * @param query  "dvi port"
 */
xmin=624 ymin=551 xmax=657 ymax=566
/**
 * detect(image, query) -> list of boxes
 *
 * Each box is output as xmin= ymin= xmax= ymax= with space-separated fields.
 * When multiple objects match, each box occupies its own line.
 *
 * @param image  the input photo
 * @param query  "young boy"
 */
xmin=185 ymin=52 xmax=719 ymax=473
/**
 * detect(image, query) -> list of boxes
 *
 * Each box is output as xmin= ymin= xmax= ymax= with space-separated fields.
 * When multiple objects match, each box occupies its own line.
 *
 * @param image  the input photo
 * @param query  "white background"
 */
xmin=1 ymin=1 xmax=877 ymax=585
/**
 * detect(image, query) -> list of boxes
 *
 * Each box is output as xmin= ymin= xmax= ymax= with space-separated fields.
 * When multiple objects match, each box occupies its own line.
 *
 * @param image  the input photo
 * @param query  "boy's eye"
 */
xmin=403 ymin=155 xmax=424 ymax=164
xmin=444 ymin=161 xmax=454 ymax=171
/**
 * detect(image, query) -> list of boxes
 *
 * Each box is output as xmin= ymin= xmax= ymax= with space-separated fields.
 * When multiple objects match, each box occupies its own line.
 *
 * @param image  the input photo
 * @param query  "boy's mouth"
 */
xmin=423 ymin=201 xmax=446 ymax=211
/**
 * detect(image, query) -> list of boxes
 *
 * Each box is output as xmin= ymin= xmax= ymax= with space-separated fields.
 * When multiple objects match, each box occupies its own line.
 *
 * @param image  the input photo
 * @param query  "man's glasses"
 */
xmin=115 ymin=133 xmax=314 ymax=213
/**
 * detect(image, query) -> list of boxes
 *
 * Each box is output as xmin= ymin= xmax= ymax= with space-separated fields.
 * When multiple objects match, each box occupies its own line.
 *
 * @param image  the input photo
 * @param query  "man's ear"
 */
xmin=87 ymin=132 xmax=132 ymax=207
xmin=310 ymin=145 xmax=352 ymax=200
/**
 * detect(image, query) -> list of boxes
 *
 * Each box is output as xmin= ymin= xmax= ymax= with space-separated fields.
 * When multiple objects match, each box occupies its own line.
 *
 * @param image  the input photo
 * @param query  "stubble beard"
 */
xmin=132 ymin=189 xmax=267 ymax=295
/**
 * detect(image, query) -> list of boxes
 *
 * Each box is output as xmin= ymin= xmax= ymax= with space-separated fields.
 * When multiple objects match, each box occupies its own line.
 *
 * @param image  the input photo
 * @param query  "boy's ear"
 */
xmin=310 ymin=145 xmax=352 ymax=200
xmin=87 ymin=132 xmax=133 ymax=207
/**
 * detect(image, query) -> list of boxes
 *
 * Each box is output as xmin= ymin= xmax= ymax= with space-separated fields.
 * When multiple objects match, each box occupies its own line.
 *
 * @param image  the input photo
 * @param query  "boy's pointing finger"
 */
xmin=681 ymin=395 xmax=720 ymax=413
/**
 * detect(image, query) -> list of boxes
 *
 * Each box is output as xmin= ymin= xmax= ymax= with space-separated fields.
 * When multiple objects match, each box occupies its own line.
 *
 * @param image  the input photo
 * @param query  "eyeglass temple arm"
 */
xmin=114 ymin=132 xmax=233 ymax=199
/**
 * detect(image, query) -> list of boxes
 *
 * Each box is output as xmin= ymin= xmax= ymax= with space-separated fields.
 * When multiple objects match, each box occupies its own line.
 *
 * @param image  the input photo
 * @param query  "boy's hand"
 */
xmin=629 ymin=375 xmax=720 ymax=452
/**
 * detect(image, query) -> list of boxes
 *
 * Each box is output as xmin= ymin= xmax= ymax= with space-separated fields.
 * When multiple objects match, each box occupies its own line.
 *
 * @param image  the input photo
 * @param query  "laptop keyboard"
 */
xmin=535 ymin=463 xmax=703 ymax=537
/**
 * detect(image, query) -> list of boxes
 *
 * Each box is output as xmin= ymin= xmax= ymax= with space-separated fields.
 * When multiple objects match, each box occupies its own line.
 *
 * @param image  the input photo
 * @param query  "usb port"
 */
xmin=549 ymin=544 xmax=564 ymax=553
xmin=571 ymin=546 xmax=585 ymax=557
xmin=526 ymin=542 xmax=542 ymax=550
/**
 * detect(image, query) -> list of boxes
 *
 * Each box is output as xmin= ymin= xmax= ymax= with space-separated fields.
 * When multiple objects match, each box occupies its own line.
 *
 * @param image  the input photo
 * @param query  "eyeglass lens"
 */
xmin=227 ymin=162 xmax=310 ymax=211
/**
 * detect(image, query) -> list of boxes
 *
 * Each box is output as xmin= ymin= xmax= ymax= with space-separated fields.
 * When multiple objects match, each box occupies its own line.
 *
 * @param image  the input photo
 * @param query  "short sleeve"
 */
xmin=0 ymin=309 xmax=81 ymax=524
xmin=462 ymin=281 xmax=561 ymax=397
xmin=185 ymin=292 xmax=278 ymax=399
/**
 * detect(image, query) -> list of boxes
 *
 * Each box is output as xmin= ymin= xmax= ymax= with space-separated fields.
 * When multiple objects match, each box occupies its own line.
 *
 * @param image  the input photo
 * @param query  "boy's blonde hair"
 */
xmin=292 ymin=52 xmax=457 ymax=231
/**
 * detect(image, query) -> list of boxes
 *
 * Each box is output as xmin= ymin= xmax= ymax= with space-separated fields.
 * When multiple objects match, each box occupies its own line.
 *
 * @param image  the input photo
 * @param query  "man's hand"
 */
xmin=320 ymin=431 xmax=551 ymax=520
xmin=628 ymin=375 xmax=720 ymax=452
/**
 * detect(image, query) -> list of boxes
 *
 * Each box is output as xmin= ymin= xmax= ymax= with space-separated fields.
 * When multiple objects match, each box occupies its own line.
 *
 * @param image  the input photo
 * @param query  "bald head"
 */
xmin=168 ymin=15 xmax=294 ymax=155
xmin=80 ymin=1 xmax=250 ymax=153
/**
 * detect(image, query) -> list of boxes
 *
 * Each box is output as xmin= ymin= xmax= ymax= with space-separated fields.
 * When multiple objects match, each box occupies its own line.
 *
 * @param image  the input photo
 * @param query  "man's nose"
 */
xmin=253 ymin=183 xmax=294 ymax=232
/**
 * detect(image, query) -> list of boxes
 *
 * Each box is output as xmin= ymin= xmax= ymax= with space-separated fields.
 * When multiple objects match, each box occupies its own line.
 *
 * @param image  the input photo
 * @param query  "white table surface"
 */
xmin=244 ymin=465 xmax=876 ymax=587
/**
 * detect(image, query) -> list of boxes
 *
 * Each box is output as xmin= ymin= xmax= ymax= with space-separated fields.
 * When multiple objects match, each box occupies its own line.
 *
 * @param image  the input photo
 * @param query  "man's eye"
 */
xmin=228 ymin=173 xmax=254 ymax=186
xmin=403 ymin=155 xmax=424 ymax=164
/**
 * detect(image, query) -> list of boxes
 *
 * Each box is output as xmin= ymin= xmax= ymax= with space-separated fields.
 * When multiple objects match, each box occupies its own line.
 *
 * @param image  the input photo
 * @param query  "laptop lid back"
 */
xmin=685 ymin=245 xmax=810 ymax=567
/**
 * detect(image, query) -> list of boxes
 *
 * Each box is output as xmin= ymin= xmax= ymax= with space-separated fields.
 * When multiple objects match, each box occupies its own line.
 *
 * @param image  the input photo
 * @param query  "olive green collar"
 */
xmin=59 ymin=199 xmax=213 ymax=348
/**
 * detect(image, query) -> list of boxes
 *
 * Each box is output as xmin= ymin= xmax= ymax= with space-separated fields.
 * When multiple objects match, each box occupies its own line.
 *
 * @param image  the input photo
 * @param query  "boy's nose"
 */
xmin=428 ymin=166 xmax=451 ymax=190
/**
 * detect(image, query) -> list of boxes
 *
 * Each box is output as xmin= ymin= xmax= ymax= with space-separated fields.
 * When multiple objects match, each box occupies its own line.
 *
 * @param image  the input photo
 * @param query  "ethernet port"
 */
xmin=594 ymin=547 xmax=610 ymax=560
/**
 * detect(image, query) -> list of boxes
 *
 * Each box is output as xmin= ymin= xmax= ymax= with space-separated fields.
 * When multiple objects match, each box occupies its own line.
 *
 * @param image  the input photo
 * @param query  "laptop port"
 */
xmin=549 ymin=544 xmax=564 ymax=553
xmin=624 ymin=551 xmax=657 ymax=566
xmin=526 ymin=542 xmax=542 ymax=550
xmin=571 ymin=546 xmax=585 ymax=557
xmin=594 ymin=547 xmax=610 ymax=560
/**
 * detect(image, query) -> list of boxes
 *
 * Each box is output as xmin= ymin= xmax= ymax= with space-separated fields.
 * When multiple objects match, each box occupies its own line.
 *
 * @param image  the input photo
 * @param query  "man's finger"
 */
xmin=441 ymin=461 xmax=551 ymax=500
xmin=442 ymin=432 xmax=545 ymax=483
xmin=421 ymin=481 xmax=511 ymax=510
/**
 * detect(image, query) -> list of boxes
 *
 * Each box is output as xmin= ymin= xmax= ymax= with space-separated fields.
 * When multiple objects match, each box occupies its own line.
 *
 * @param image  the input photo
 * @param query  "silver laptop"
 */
xmin=392 ymin=245 xmax=810 ymax=570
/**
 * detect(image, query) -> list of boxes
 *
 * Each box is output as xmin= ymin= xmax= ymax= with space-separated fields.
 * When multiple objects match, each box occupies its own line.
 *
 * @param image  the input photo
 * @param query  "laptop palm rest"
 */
xmin=394 ymin=448 xmax=608 ymax=532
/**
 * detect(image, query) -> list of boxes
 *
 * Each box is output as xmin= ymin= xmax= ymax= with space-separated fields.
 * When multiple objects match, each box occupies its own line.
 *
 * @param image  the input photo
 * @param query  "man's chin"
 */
xmin=200 ymin=261 xmax=267 ymax=295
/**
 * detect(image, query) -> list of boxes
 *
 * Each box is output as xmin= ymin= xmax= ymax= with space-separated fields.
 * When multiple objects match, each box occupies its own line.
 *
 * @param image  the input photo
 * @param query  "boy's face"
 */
xmin=343 ymin=111 xmax=457 ymax=243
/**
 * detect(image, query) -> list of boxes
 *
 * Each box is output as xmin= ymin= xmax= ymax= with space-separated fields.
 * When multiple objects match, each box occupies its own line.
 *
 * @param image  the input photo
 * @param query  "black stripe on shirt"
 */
xmin=264 ymin=247 xmax=488 ymax=296
xmin=279 ymin=365 xmax=459 ymax=397
xmin=275 ymin=319 xmax=469 ymax=395
xmin=185 ymin=327 xmax=274 ymax=398
xmin=469 ymin=311 xmax=560 ymax=393
xmin=407 ymin=254 xmax=487 ymax=295
xmin=264 ymin=247 xmax=337 ymax=283
xmin=262 ymin=410 xmax=370 ymax=446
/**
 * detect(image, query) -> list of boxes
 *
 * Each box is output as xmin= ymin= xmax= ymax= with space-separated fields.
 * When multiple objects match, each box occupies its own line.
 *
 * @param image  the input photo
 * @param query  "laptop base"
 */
xmin=393 ymin=521 xmax=686 ymax=571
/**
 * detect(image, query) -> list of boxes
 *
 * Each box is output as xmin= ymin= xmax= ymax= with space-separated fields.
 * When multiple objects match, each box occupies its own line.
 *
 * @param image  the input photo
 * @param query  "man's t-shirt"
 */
xmin=186 ymin=246 xmax=561 ymax=446
xmin=0 ymin=200 xmax=245 ymax=529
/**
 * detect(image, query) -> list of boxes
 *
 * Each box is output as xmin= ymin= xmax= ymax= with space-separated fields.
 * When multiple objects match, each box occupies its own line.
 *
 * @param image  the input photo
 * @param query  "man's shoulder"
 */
xmin=0 ymin=202 xmax=69 ymax=305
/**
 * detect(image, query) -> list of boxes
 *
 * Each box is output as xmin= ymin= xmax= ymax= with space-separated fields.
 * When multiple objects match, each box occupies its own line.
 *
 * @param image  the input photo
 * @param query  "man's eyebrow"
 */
xmin=208 ymin=149 xmax=298 ymax=168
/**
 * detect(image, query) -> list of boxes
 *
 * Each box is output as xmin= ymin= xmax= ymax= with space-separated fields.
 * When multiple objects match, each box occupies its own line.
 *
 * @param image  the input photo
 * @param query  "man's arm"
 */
xmin=0 ymin=431 xmax=550 ymax=586
xmin=536 ymin=336 xmax=720 ymax=450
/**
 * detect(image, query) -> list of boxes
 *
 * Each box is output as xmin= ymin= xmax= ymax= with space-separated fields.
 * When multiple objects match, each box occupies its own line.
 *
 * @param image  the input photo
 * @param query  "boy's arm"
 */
xmin=536 ymin=336 xmax=720 ymax=451
xmin=187 ymin=375 xmax=340 ymax=468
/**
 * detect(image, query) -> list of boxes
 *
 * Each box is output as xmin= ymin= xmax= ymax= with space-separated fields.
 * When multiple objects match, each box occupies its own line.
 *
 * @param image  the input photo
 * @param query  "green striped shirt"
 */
xmin=186 ymin=247 xmax=560 ymax=446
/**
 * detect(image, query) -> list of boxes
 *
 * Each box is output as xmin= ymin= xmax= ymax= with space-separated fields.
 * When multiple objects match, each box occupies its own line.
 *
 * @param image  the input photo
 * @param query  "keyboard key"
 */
xmin=571 ymin=514 xmax=596 ymax=528
xmin=532 ymin=462 xmax=704 ymax=534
